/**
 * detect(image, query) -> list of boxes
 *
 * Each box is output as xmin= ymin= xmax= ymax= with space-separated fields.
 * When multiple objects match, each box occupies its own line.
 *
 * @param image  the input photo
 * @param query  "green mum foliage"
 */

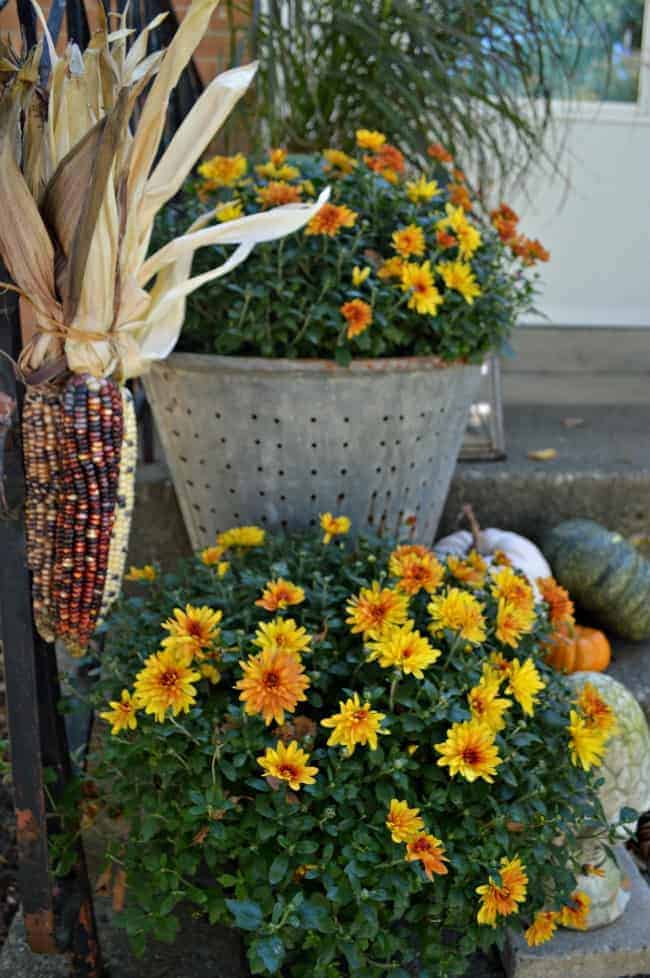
xmin=152 ymin=144 xmax=545 ymax=365
xmin=60 ymin=531 xmax=610 ymax=977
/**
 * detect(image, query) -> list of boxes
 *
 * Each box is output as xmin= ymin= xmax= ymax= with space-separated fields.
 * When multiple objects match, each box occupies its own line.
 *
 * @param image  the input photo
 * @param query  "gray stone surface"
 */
xmin=503 ymin=848 xmax=650 ymax=978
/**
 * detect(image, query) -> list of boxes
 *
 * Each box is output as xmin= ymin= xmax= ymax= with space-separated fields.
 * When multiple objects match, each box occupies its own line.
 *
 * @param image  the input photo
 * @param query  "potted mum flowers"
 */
xmin=144 ymin=134 xmax=549 ymax=549
xmin=73 ymin=522 xmax=618 ymax=977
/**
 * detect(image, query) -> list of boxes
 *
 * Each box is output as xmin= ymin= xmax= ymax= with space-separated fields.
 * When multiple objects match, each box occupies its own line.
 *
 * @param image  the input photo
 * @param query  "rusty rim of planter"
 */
xmin=158 ymin=352 xmax=476 ymax=376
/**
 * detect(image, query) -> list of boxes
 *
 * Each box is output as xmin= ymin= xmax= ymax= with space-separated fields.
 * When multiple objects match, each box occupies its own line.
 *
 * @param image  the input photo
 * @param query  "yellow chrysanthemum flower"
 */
xmin=320 ymin=512 xmax=352 ymax=543
xmin=255 ymin=161 xmax=301 ymax=181
xmin=236 ymin=648 xmax=310 ymax=725
xmin=476 ymin=856 xmax=528 ymax=927
xmin=525 ymin=910 xmax=559 ymax=947
xmin=568 ymin=710 xmax=608 ymax=771
xmin=217 ymin=525 xmax=265 ymax=549
xmin=215 ymin=199 xmax=243 ymax=223
xmin=125 ymin=564 xmax=156 ymax=582
xmin=367 ymin=621 xmax=441 ymax=678
xmin=486 ymin=651 xmax=512 ymax=682
xmin=198 ymin=152 xmax=247 ymax=188
xmin=351 ymin=265 xmax=371 ymax=287
xmin=345 ymin=582 xmax=409 ymax=639
xmin=406 ymin=175 xmax=440 ymax=204
xmin=428 ymin=588 xmax=487 ymax=645
xmin=437 ymin=259 xmax=482 ymax=304
xmin=322 ymin=693 xmax=387 ymax=755
xmin=270 ymin=148 xmax=288 ymax=166
xmin=253 ymin=618 xmax=312 ymax=657
xmin=559 ymin=890 xmax=591 ymax=929
xmin=255 ymin=578 xmax=305 ymax=612
xmin=491 ymin=566 xmax=535 ymax=612
xmin=437 ymin=203 xmax=482 ymax=259
xmin=200 ymin=663 xmax=221 ymax=684
xmin=447 ymin=550 xmax=487 ymax=588
xmin=386 ymin=799 xmax=425 ymax=843
xmin=356 ymin=128 xmax=386 ymax=150
xmin=200 ymin=545 xmax=226 ymax=566
xmin=406 ymin=833 xmax=449 ymax=879
xmin=495 ymin=598 xmax=536 ymax=649
xmin=161 ymin=604 xmax=222 ymax=663
xmin=392 ymin=224 xmax=426 ymax=258
xmin=390 ymin=550 xmax=444 ymax=596
xmin=258 ymin=740 xmax=318 ymax=790
xmin=506 ymin=658 xmax=545 ymax=716
xmin=467 ymin=679 xmax=512 ymax=733
xmin=217 ymin=561 xmax=230 ymax=577
xmin=400 ymin=261 xmax=444 ymax=316
xmin=435 ymin=719 xmax=501 ymax=783
xmin=577 ymin=683 xmax=618 ymax=736
xmin=99 ymin=689 xmax=138 ymax=735
xmin=134 ymin=649 xmax=200 ymax=723
xmin=323 ymin=148 xmax=357 ymax=174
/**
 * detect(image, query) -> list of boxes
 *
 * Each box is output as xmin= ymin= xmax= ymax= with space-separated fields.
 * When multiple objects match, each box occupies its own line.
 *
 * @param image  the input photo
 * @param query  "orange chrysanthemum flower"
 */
xmin=257 ymin=181 xmax=302 ymax=208
xmin=258 ymin=740 xmax=318 ymax=790
xmin=448 ymin=182 xmax=472 ymax=211
xmin=427 ymin=142 xmax=453 ymax=163
xmin=256 ymin=578 xmax=305 ymax=612
xmin=436 ymin=228 xmax=457 ymax=249
xmin=537 ymin=577 xmax=575 ymax=628
xmin=389 ymin=551 xmax=444 ymax=596
xmin=305 ymin=203 xmax=358 ymax=237
xmin=236 ymin=648 xmax=310 ymax=725
xmin=476 ymin=856 xmax=528 ymax=926
xmin=577 ymin=682 xmax=617 ymax=736
xmin=406 ymin=833 xmax=449 ymax=879
xmin=341 ymin=299 xmax=373 ymax=339
xmin=392 ymin=224 xmax=426 ymax=258
xmin=345 ymin=581 xmax=409 ymax=639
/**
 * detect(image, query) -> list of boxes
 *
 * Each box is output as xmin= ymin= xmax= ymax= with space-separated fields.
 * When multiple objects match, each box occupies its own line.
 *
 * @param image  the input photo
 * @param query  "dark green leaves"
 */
xmin=225 ymin=899 xmax=264 ymax=931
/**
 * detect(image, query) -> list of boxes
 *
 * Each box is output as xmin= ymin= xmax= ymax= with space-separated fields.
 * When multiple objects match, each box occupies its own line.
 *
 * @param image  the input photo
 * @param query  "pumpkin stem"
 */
xmin=461 ymin=504 xmax=484 ymax=553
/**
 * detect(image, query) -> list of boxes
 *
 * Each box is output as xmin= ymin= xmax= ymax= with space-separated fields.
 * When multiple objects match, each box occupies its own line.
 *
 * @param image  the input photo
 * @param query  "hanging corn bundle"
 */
xmin=0 ymin=0 xmax=329 ymax=654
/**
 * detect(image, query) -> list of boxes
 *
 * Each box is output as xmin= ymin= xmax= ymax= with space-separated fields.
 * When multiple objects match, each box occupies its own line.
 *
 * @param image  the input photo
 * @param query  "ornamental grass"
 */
xmin=57 ymin=526 xmax=621 ymax=976
xmin=155 ymin=135 xmax=550 ymax=365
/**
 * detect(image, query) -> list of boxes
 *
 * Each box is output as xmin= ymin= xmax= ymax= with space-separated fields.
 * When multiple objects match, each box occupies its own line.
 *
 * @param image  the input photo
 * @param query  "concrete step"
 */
xmin=440 ymin=403 xmax=650 ymax=541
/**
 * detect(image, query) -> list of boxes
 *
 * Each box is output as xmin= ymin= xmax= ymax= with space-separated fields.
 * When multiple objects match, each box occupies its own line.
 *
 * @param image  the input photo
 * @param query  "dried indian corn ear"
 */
xmin=22 ymin=388 xmax=62 ymax=642
xmin=52 ymin=374 xmax=123 ymax=655
xmin=98 ymin=387 xmax=136 ymax=624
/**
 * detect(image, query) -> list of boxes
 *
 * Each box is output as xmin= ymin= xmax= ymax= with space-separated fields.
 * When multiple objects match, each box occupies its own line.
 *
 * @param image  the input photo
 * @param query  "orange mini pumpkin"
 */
xmin=545 ymin=625 xmax=611 ymax=674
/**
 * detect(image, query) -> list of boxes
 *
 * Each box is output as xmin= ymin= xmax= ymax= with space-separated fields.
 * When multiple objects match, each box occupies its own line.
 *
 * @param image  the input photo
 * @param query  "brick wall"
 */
xmin=0 ymin=0 xmax=245 ymax=83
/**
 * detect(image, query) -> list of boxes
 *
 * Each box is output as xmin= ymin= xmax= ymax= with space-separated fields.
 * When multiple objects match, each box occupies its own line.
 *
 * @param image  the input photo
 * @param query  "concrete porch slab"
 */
xmin=503 ymin=847 xmax=650 ymax=978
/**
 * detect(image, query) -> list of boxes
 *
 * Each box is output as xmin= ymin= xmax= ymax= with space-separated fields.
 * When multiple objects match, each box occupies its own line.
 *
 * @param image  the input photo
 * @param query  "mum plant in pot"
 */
xmin=73 ymin=525 xmax=618 ymax=976
xmin=145 ymin=137 xmax=549 ymax=548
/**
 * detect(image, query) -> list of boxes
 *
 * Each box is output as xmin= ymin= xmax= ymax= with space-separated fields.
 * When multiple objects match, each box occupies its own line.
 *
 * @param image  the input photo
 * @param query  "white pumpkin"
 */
xmin=434 ymin=527 xmax=552 ymax=592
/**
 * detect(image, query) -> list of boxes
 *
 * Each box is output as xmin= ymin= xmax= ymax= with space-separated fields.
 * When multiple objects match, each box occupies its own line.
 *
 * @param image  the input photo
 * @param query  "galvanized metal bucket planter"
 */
xmin=144 ymin=354 xmax=482 ymax=550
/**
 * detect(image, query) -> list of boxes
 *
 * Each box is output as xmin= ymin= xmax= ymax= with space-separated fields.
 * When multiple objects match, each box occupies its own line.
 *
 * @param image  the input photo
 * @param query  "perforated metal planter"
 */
xmin=144 ymin=354 xmax=482 ymax=550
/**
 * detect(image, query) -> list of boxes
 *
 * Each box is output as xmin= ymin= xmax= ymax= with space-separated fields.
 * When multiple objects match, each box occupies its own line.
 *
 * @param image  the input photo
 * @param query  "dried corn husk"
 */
xmin=0 ymin=0 xmax=329 ymax=384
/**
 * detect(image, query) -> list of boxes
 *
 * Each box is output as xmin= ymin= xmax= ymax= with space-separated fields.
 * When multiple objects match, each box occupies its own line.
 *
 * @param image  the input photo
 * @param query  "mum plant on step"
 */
xmin=0 ymin=0 xmax=327 ymax=653
xmin=69 ymin=524 xmax=622 ymax=977
xmin=145 ymin=137 xmax=549 ymax=548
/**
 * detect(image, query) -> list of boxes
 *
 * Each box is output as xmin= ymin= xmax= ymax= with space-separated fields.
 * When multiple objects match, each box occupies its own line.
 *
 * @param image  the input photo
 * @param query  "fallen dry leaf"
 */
xmin=112 ymin=868 xmax=127 ymax=912
xmin=562 ymin=417 xmax=585 ymax=428
xmin=527 ymin=448 xmax=557 ymax=461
